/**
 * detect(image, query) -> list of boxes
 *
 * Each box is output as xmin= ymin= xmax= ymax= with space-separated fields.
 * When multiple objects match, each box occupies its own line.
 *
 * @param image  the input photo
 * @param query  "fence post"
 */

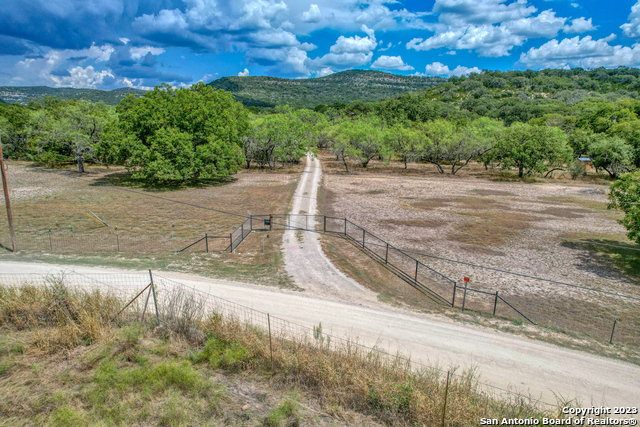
xmin=116 ymin=233 xmax=120 ymax=252
xmin=415 ymin=260 xmax=419 ymax=281
xmin=451 ymin=282 xmax=456 ymax=308
xmin=149 ymin=269 xmax=160 ymax=326
xmin=230 ymin=233 xmax=233 ymax=253
xmin=269 ymin=214 xmax=272 ymax=232
xmin=344 ymin=218 xmax=347 ymax=235
xmin=250 ymin=215 xmax=253 ymax=231
xmin=462 ymin=281 xmax=468 ymax=311
xmin=205 ymin=233 xmax=208 ymax=253
xmin=385 ymin=243 xmax=389 ymax=264
xmin=268 ymin=313 xmax=274 ymax=371
xmin=323 ymin=215 xmax=326 ymax=233
xmin=610 ymin=316 xmax=618 ymax=344
xmin=362 ymin=229 xmax=366 ymax=248
xmin=49 ymin=230 xmax=53 ymax=251
xmin=442 ymin=371 xmax=450 ymax=427
xmin=493 ymin=291 xmax=499 ymax=316
xmin=241 ymin=223 xmax=244 ymax=238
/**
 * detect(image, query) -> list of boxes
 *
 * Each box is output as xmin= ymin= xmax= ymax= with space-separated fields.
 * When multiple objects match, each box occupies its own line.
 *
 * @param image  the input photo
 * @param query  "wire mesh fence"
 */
xmin=0 ymin=271 xmax=557 ymax=410
xmin=3 ymin=213 xmax=639 ymax=347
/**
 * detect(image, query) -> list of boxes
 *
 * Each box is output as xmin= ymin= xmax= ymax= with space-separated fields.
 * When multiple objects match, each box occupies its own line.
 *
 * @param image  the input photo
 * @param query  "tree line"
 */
xmin=1 ymin=81 xmax=638 ymax=182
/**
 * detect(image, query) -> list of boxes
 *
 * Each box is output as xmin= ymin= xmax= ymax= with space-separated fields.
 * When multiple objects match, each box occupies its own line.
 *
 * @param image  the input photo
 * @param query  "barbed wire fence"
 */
xmin=0 ymin=271 xmax=558 ymax=411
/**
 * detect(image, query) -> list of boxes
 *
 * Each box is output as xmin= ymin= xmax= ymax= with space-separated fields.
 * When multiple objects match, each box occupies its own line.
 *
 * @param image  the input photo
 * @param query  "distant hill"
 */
xmin=208 ymin=70 xmax=446 ymax=108
xmin=0 ymin=86 xmax=145 ymax=106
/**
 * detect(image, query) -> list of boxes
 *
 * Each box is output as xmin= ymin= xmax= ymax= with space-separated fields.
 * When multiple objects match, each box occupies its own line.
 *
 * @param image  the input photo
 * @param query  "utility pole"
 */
xmin=0 ymin=133 xmax=17 ymax=252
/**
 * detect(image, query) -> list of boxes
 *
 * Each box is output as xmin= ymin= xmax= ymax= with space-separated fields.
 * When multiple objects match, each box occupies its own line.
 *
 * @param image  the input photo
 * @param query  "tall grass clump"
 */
xmin=0 ymin=278 xmax=123 ymax=352
xmin=198 ymin=314 xmax=552 ymax=426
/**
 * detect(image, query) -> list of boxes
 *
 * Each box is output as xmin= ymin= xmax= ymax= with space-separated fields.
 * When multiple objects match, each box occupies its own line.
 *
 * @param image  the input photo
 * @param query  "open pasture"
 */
xmin=318 ymin=152 xmax=640 ymax=356
xmin=0 ymin=161 xmax=300 ymax=286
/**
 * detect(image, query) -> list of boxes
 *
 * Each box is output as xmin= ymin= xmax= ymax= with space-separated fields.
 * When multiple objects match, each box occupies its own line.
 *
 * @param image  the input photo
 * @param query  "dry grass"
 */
xmin=0 ymin=281 xmax=556 ymax=426
xmin=0 ymin=162 xmax=299 ymax=287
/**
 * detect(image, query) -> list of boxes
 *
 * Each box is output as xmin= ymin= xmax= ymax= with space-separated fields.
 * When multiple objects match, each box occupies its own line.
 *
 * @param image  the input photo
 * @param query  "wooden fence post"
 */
xmin=385 ymin=243 xmax=389 ymax=264
xmin=205 ymin=233 xmax=208 ymax=253
xmin=323 ymin=215 xmax=326 ymax=233
xmin=230 ymin=233 xmax=233 ymax=253
xmin=269 ymin=214 xmax=272 ymax=231
xmin=493 ymin=291 xmax=499 ymax=316
xmin=610 ymin=316 xmax=618 ymax=344
xmin=116 ymin=233 xmax=120 ymax=252
xmin=49 ymin=230 xmax=53 ymax=251
xmin=442 ymin=371 xmax=450 ymax=427
xmin=362 ymin=229 xmax=366 ymax=248
xmin=415 ymin=260 xmax=419 ymax=281
xmin=344 ymin=218 xmax=347 ymax=235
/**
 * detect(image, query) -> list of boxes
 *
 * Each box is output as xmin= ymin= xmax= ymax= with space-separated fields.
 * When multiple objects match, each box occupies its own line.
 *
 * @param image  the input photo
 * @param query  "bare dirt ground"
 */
xmin=281 ymin=153 xmax=378 ymax=304
xmin=318 ymin=152 xmax=640 ymax=351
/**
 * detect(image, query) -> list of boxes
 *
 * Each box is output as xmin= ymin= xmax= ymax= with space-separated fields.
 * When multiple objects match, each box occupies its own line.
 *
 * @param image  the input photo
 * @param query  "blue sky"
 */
xmin=1 ymin=0 xmax=640 ymax=89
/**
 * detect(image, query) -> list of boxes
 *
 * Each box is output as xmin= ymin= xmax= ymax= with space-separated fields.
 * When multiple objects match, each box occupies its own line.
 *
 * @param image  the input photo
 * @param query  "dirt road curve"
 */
xmin=281 ymin=152 xmax=378 ymax=304
xmin=2 ymin=154 xmax=639 ymax=409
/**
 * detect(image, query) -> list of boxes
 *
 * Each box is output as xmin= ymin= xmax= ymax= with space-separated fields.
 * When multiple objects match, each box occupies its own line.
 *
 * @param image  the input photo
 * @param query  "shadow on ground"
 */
xmin=561 ymin=239 xmax=640 ymax=284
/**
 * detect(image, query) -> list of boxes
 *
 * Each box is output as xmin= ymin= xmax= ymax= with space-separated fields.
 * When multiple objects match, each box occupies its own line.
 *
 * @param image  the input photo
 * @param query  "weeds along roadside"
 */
xmin=0 ymin=278 xmax=557 ymax=426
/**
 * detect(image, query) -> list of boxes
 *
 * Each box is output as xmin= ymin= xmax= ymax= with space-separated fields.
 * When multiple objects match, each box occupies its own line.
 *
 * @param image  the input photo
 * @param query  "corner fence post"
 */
xmin=610 ymin=316 xmax=618 ymax=344
xmin=493 ymin=291 xmax=499 ymax=316
xmin=205 ymin=233 xmax=208 ymax=253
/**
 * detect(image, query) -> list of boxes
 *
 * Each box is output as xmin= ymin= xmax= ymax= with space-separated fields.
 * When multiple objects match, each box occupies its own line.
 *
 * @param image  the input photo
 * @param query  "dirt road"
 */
xmin=2 ymin=155 xmax=639 ymax=409
xmin=281 ymin=153 xmax=378 ymax=304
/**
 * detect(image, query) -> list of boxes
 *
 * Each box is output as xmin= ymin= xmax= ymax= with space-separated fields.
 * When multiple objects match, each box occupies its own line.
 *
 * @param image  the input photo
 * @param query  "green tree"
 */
xmin=609 ymin=172 xmax=640 ymax=244
xmin=588 ymin=136 xmax=633 ymax=178
xmin=331 ymin=117 xmax=388 ymax=170
xmin=30 ymin=98 xmax=113 ymax=172
xmin=493 ymin=123 xmax=571 ymax=177
xmin=112 ymin=83 xmax=248 ymax=182
xmin=385 ymin=123 xmax=425 ymax=169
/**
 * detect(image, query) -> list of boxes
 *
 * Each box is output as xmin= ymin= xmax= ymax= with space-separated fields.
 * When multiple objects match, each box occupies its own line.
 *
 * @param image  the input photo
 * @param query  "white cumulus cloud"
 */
xmin=621 ymin=1 xmax=640 ymax=39
xmin=130 ymin=46 xmax=165 ymax=60
xmin=371 ymin=55 xmax=414 ymax=71
xmin=302 ymin=4 xmax=322 ymax=23
xmin=563 ymin=17 xmax=595 ymax=34
xmin=238 ymin=68 xmax=250 ymax=76
xmin=518 ymin=34 xmax=640 ymax=69
xmin=420 ymin=62 xmax=482 ymax=77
